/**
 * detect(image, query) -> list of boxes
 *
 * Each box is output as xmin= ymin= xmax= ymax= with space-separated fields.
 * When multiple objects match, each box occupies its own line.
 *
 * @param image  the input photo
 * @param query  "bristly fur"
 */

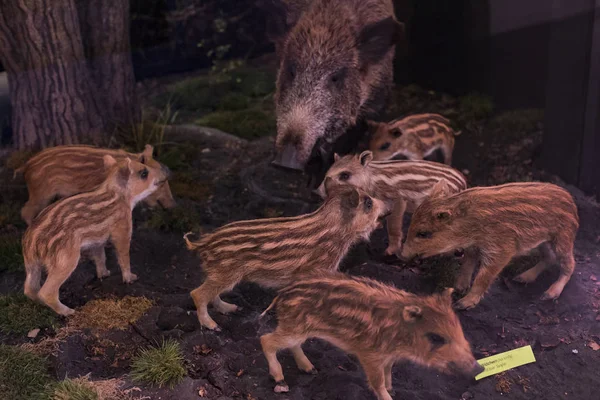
xmin=185 ymin=186 xmax=387 ymax=331
xmin=402 ymin=182 xmax=579 ymax=310
xmin=19 ymin=144 xmax=175 ymax=225
xmin=260 ymin=273 xmax=480 ymax=399
xmin=21 ymin=156 xmax=168 ymax=316
xmin=369 ymin=113 xmax=460 ymax=164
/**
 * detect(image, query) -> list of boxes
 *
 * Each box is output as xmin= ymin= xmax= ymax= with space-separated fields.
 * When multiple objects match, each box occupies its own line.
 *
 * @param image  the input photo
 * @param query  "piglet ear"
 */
xmin=359 ymin=150 xmax=373 ymax=167
xmin=441 ymin=288 xmax=455 ymax=303
xmin=334 ymin=153 xmax=341 ymax=162
xmin=402 ymin=305 xmax=423 ymax=323
xmin=340 ymin=187 xmax=360 ymax=210
xmin=103 ymin=155 xmax=117 ymax=169
xmin=143 ymin=144 xmax=154 ymax=158
xmin=358 ymin=17 xmax=403 ymax=66
xmin=116 ymin=158 xmax=132 ymax=188
xmin=429 ymin=179 xmax=452 ymax=199
xmin=366 ymin=120 xmax=380 ymax=133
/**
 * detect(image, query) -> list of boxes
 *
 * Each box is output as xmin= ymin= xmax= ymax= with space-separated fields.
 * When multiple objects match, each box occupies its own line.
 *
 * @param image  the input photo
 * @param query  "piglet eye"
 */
xmin=364 ymin=197 xmax=373 ymax=212
xmin=339 ymin=172 xmax=350 ymax=181
xmin=379 ymin=143 xmax=391 ymax=151
xmin=426 ymin=333 xmax=447 ymax=348
xmin=391 ymin=128 xmax=402 ymax=138
xmin=139 ymin=168 xmax=149 ymax=179
xmin=416 ymin=231 xmax=432 ymax=239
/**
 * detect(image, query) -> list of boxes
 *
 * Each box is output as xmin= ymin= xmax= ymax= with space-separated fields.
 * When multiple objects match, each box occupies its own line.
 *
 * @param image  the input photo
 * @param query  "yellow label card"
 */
xmin=475 ymin=345 xmax=536 ymax=380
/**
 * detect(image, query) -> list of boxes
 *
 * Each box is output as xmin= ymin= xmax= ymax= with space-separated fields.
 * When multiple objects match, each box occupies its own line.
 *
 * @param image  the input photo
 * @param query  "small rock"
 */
xmin=462 ymin=169 xmax=470 ymax=175
xmin=590 ymin=275 xmax=597 ymax=282
xmin=27 ymin=328 xmax=40 ymax=338
xmin=201 ymin=148 xmax=211 ymax=153
xmin=588 ymin=341 xmax=600 ymax=351
xmin=572 ymin=349 xmax=579 ymax=354
xmin=461 ymin=391 xmax=474 ymax=400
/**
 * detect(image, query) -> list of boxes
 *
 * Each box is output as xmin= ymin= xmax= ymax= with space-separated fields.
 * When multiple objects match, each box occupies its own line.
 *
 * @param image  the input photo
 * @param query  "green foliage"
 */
xmin=0 ymin=201 xmax=25 ymax=230
xmin=156 ymin=143 xmax=198 ymax=172
xmin=458 ymin=93 xmax=494 ymax=122
xmin=130 ymin=339 xmax=186 ymax=388
xmin=115 ymin=104 xmax=178 ymax=156
xmin=218 ymin=92 xmax=250 ymax=111
xmin=144 ymin=201 xmax=203 ymax=233
xmin=170 ymin=171 xmax=213 ymax=202
xmin=0 ymin=234 xmax=23 ymax=272
xmin=195 ymin=109 xmax=275 ymax=139
xmin=491 ymin=109 xmax=544 ymax=133
xmin=0 ymin=345 xmax=53 ymax=400
xmin=0 ymin=294 xmax=59 ymax=335
xmin=52 ymin=378 xmax=98 ymax=400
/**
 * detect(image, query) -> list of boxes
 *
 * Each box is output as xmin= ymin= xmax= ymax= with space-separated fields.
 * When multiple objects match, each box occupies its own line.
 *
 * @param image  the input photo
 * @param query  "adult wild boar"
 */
xmin=262 ymin=0 xmax=404 ymax=172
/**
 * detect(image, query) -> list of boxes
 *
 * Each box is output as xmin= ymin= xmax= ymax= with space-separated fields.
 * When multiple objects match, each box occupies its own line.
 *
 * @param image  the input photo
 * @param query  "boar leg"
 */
xmin=385 ymin=199 xmax=407 ymax=256
xmin=542 ymin=238 xmax=575 ymax=300
xmin=290 ymin=344 xmax=316 ymax=374
xmin=190 ymin=278 xmax=237 ymax=331
xmin=514 ymin=242 xmax=555 ymax=284
xmin=383 ymin=361 xmax=394 ymax=391
xmin=89 ymin=246 xmax=111 ymax=279
xmin=261 ymin=329 xmax=305 ymax=393
xmin=21 ymin=193 xmax=54 ymax=225
xmin=37 ymin=254 xmax=80 ymax=316
xmin=455 ymin=248 xmax=479 ymax=293
xmin=212 ymin=296 xmax=239 ymax=314
xmin=111 ymin=227 xmax=137 ymax=284
xmin=455 ymin=253 xmax=512 ymax=310
xmin=442 ymin=144 xmax=453 ymax=165
xmin=359 ymin=355 xmax=393 ymax=400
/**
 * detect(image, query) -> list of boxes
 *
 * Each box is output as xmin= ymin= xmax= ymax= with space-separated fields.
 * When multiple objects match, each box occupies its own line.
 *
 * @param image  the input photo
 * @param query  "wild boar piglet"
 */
xmin=402 ymin=180 xmax=579 ymax=310
xmin=260 ymin=274 xmax=483 ymax=400
xmin=184 ymin=180 xmax=388 ymax=331
xmin=22 ymin=155 xmax=168 ymax=315
xmin=315 ymin=150 xmax=467 ymax=255
xmin=368 ymin=113 xmax=460 ymax=164
xmin=17 ymin=144 xmax=175 ymax=225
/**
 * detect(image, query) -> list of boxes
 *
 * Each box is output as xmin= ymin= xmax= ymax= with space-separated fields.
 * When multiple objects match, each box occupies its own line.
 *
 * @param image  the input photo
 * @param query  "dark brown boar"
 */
xmin=401 ymin=181 xmax=579 ymax=310
xmin=22 ymin=155 xmax=168 ymax=315
xmin=260 ymin=274 xmax=483 ymax=399
xmin=262 ymin=0 xmax=404 ymax=171
xmin=183 ymin=181 xmax=388 ymax=331
xmin=17 ymin=144 xmax=175 ymax=225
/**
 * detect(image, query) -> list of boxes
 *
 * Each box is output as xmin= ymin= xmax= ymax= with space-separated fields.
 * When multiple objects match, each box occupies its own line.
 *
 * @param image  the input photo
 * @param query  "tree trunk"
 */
xmin=0 ymin=0 xmax=106 ymax=149
xmin=78 ymin=0 xmax=140 ymax=131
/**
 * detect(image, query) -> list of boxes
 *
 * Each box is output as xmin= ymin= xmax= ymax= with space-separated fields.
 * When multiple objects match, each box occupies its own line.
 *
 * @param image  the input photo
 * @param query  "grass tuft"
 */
xmin=69 ymin=296 xmax=153 ymax=331
xmin=195 ymin=109 xmax=275 ymax=139
xmin=458 ymin=93 xmax=494 ymax=122
xmin=144 ymin=201 xmax=203 ymax=233
xmin=0 ymin=233 xmax=23 ymax=272
xmin=53 ymin=377 xmax=99 ymax=400
xmin=130 ymin=339 xmax=186 ymax=388
xmin=0 ymin=294 xmax=59 ymax=335
xmin=0 ymin=345 xmax=53 ymax=400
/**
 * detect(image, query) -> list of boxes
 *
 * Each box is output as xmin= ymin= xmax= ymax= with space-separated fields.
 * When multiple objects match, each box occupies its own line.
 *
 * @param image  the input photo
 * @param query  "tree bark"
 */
xmin=78 ymin=0 xmax=140 ymax=131
xmin=0 ymin=0 xmax=106 ymax=149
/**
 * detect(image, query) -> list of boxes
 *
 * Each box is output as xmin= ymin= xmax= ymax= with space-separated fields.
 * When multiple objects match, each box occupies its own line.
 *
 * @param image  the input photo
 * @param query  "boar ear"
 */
xmin=103 ymin=155 xmax=117 ymax=169
xmin=334 ymin=153 xmax=341 ymax=162
xmin=402 ymin=305 xmax=423 ymax=323
xmin=143 ymin=144 xmax=154 ymax=158
xmin=429 ymin=179 xmax=452 ymax=199
xmin=366 ymin=120 xmax=379 ymax=133
xmin=359 ymin=150 xmax=373 ymax=167
xmin=358 ymin=17 xmax=402 ymax=66
xmin=441 ymin=288 xmax=455 ymax=303
xmin=340 ymin=188 xmax=360 ymax=210
xmin=116 ymin=158 xmax=132 ymax=188
xmin=259 ymin=0 xmax=295 ymax=42
xmin=436 ymin=210 xmax=452 ymax=222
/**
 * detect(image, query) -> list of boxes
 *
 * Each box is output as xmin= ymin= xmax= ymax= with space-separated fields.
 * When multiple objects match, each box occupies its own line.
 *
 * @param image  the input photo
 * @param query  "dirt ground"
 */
xmin=1 ymin=83 xmax=600 ymax=400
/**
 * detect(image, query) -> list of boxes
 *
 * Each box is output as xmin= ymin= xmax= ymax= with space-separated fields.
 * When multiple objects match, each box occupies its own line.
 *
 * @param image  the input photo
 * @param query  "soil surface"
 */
xmin=1 ymin=89 xmax=600 ymax=400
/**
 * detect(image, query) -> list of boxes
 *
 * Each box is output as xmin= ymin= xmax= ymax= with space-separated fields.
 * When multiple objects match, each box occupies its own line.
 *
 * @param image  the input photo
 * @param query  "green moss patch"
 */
xmin=0 ymin=294 xmax=59 ymax=335
xmin=195 ymin=109 xmax=275 ymax=139
xmin=144 ymin=202 xmax=203 ymax=233
xmin=131 ymin=339 xmax=186 ymax=388
xmin=0 ymin=234 xmax=23 ymax=272
xmin=0 ymin=345 xmax=53 ymax=400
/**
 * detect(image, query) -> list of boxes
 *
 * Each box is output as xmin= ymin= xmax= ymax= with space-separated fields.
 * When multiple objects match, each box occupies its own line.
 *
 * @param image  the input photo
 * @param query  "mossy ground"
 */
xmin=0 ymin=233 xmax=23 ymax=272
xmin=69 ymin=296 xmax=153 ymax=331
xmin=0 ymin=345 xmax=53 ymax=400
xmin=0 ymin=294 xmax=59 ymax=335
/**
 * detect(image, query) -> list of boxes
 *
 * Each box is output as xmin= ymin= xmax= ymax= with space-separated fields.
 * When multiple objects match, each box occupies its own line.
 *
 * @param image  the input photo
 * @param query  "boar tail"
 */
xmin=260 ymin=296 xmax=279 ymax=319
xmin=183 ymin=231 xmax=202 ymax=251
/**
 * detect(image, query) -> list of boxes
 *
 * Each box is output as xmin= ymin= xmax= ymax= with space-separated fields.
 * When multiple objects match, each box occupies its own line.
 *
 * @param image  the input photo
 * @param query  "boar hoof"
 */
xmin=306 ymin=367 xmax=318 ymax=375
xmin=98 ymin=270 xmax=111 ymax=279
xmin=274 ymin=381 xmax=290 ymax=393
xmin=58 ymin=306 xmax=76 ymax=317
xmin=454 ymin=297 xmax=478 ymax=310
xmin=123 ymin=273 xmax=138 ymax=284
xmin=540 ymin=291 xmax=559 ymax=301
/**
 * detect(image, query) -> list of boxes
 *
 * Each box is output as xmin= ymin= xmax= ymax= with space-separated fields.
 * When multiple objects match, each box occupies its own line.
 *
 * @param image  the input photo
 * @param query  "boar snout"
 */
xmin=161 ymin=164 xmax=172 ymax=180
xmin=312 ymin=184 xmax=327 ymax=199
xmin=448 ymin=360 xmax=484 ymax=379
xmin=272 ymin=144 xmax=305 ymax=171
